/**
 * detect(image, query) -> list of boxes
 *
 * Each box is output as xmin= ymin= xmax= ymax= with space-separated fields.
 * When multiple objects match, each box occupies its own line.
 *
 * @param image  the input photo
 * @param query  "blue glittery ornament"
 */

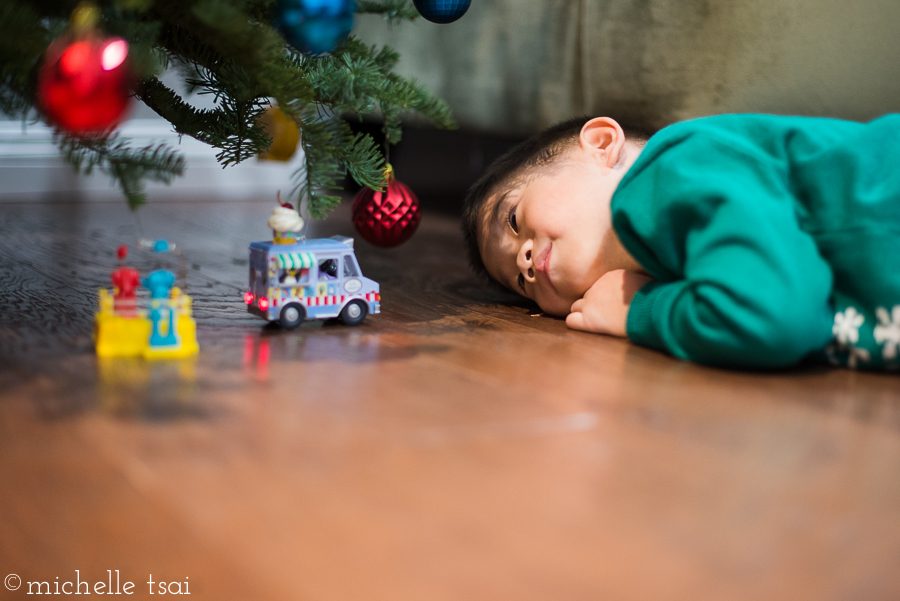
xmin=412 ymin=0 xmax=471 ymax=24
xmin=276 ymin=0 xmax=356 ymax=55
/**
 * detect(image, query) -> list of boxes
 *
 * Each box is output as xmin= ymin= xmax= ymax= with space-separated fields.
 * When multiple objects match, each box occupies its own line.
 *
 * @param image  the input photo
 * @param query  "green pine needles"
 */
xmin=0 ymin=0 xmax=455 ymax=215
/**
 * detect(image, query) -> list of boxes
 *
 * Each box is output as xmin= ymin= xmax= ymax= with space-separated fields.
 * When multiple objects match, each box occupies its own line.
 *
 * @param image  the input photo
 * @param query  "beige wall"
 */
xmin=355 ymin=0 xmax=900 ymax=134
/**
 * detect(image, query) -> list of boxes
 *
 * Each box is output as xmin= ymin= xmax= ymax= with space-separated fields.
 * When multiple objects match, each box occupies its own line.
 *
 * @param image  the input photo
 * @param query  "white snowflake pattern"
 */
xmin=833 ymin=306 xmax=864 ymax=345
xmin=874 ymin=305 xmax=900 ymax=361
xmin=829 ymin=306 xmax=871 ymax=369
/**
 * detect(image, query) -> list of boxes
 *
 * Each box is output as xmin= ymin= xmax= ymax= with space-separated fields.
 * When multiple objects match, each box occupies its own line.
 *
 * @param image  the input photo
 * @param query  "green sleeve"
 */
xmin=615 ymin=135 xmax=835 ymax=368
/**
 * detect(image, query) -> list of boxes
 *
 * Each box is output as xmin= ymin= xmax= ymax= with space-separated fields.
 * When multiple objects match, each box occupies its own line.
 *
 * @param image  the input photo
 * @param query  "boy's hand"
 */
xmin=566 ymin=270 xmax=651 ymax=337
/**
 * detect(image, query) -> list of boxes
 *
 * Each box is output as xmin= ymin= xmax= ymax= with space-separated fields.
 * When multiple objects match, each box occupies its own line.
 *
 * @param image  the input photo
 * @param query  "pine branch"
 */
xmin=355 ymin=0 xmax=420 ymax=24
xmin=322 ymin=37 xmax=456 ymax=144
xmin=57 ymin=133 xmax=186 ymax=210
xmin=292 ymin=107 xmax=354 ymax=219
xmin=153 ymin=0 xmax=313 ymax=102
xmin=136 ymin=76 xmax=271 ymax=166
xmin=136 ymin=76 xmax=226 ymax=142
xmin=0 ymin=0 xmax=52 ymax=118
xmin=111 ymin=0 xmax=155 ymax=11
xmin=0 ymin=0 xmax=455 ymax=218
xmin=329 ymin=118 xmax=384 ymax=189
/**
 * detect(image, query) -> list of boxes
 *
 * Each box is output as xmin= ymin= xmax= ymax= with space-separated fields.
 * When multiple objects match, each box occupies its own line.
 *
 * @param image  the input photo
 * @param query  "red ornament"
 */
xmin=38 ymin=34 xmax=132 ymax=135
xmin=351 ymin=166 xmax=421 ymax=248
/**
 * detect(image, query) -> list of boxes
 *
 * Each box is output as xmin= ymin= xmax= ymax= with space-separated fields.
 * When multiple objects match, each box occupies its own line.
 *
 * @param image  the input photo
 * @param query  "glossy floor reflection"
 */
xmin=0 ymin=200 xmax=898 ymax=601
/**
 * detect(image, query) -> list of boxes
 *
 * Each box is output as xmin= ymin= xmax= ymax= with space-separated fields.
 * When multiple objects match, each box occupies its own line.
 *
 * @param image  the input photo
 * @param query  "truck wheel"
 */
xmin=340 ymin=299 xmax=368 ymax=326
xmin=279 ymin=303 xmax=306 ymax=329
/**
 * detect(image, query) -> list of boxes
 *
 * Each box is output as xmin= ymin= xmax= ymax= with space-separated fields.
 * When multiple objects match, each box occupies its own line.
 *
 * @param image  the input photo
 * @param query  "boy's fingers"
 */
xmin=566 ymin=311 xmax=586 ymax=331
xmin=570 ymin=298 xmax=584 ymax=313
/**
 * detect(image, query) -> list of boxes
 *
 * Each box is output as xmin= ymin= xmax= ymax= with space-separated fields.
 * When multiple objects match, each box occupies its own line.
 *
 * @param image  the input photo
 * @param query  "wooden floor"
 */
xmin=1 ymin=199 xmax=899 ymax=601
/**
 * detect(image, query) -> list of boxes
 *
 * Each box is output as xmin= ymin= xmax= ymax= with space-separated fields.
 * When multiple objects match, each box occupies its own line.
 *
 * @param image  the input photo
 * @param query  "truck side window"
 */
xmin=343 ymin=256 xmax=360 ymax=277
xmin=318 ymin=258 xmax=338 ymax=280
xmin=280 ymin=267 xmax=309 ymax=285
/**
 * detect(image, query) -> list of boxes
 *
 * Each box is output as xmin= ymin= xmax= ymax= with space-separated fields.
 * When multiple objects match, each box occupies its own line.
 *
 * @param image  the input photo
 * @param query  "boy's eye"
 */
xmin=508 ymin=205 xmax=518 ymax=233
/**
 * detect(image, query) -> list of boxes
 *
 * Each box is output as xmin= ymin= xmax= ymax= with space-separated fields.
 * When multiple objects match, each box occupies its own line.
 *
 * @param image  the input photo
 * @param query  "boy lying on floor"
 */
xmin=462 ymin=114 xmax=900 ymax=370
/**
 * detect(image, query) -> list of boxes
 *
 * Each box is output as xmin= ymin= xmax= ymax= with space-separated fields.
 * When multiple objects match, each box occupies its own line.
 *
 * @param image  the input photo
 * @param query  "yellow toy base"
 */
xmin=95 ymin=314 xmax=152 ymax=358
xmin=142 ymin=317 xmax=199 ymax=359
xmin=95 ymin=287 xmax=199 ymax=359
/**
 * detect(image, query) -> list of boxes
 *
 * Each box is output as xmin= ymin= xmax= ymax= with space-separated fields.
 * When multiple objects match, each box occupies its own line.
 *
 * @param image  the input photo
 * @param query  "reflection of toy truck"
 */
xmin=244 ymin=236 xmax=380 ymax=328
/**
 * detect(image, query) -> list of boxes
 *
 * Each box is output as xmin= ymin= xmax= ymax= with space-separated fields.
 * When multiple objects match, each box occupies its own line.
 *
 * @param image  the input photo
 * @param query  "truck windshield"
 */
xmin=343 ymin=255 xmax=360 ymax=277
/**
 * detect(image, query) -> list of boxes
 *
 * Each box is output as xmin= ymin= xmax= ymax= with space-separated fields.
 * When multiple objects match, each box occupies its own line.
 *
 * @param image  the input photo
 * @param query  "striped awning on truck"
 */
xmin=276 ymin=252 xmax=315 ymax=270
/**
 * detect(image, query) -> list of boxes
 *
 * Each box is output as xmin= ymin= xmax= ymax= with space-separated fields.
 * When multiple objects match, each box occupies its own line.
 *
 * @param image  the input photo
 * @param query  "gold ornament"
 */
xmin=70 ymin=2 xmax=101 ymax=33
xmin=258 ymin=106 xmax=300 ymax=162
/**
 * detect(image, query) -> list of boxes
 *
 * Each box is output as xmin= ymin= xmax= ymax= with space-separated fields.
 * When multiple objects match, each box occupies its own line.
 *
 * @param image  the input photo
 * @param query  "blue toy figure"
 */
xmin=143 ymin=270 xmax=178 ymax=349
xmin=144 ymin=269 xmax=175 ymax=299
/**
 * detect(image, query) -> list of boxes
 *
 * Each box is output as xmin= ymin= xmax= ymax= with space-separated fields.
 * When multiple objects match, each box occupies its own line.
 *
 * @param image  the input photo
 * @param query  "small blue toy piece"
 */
xmin=142 ymin=270 xmax=180 ymax=350
xmin=244 ymin=236 xmax=380 ymax=329
xmin=153 ymin=239 xmax=170 ymax=252
xmin=143 ymin=269 xmax=176 ymax=299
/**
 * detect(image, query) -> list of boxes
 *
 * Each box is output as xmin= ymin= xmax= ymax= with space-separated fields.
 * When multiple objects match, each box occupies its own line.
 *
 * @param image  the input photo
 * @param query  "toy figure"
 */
xmin=143 ymin=270 xmax=179 ymax=349
xmin=111 ymin=245 xmax=140 ymax=316
xmin=95 ymin=256 xmax=198 ymax=359
xmin=143 ymin=269 xmax=176 ymax=299
xmin=268 ymin=194 xmax=304 ymax=244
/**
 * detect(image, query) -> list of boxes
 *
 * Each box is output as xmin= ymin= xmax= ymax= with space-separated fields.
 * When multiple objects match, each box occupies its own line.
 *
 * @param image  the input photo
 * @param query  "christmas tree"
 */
xmin=0 ymin=0 xmax=455 ymax=218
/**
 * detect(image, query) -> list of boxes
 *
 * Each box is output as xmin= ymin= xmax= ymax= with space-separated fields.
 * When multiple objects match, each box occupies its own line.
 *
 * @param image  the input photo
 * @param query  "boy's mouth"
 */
xmin=534 ymin=245 xmax=557 ymax=292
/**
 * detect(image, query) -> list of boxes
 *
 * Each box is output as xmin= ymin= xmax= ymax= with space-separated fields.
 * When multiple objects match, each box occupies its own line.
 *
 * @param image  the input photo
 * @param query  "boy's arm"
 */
xmin=607 ymin=141 xmax=835 ymax=369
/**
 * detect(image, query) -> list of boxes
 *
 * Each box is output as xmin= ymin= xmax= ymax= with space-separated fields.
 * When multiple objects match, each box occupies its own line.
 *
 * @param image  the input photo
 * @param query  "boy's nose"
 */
xmin=518 ymin=242 xmax=536 ymax=283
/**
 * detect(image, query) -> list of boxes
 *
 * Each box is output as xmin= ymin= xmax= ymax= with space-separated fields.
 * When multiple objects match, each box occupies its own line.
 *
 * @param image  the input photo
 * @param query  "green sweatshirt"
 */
xmin=611 ymin=114 xmax=900 ymax=370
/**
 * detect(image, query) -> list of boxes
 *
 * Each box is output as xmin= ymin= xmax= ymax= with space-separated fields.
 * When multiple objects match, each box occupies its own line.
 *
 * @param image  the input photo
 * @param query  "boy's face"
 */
xmin=477 ymin=159 xmax=616 ymax=316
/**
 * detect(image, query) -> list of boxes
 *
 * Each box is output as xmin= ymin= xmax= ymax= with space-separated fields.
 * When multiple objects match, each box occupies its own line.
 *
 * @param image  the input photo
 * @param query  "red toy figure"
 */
xmin=111 ymin=245 xmax=140 ymax=316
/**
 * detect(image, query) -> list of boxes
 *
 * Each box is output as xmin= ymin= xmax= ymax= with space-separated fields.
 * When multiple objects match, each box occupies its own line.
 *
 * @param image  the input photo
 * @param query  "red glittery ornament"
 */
xmin=38 ymin=34 xmax=132 ymax=135
xmin=351 ymin=165 xmax=421 ymax=248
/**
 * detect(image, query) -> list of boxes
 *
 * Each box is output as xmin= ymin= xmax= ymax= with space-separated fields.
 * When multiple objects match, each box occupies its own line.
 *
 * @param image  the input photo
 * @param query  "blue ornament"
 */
xmin=276 ymin=0 xmax=356 ymax=55
xmin=412 ymin=0 xmax=471 ymax=24
xmin=153 ymin=239 xmax=170 ymax=252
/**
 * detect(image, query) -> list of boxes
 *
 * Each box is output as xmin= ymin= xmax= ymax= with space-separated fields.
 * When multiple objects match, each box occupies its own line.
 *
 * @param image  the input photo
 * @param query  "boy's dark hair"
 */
xmin=460 ymin=115 xmax=655 ymax=283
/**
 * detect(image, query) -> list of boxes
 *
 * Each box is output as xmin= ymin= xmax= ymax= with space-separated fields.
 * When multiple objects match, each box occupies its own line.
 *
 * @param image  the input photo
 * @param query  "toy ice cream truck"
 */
xmin=244 ymin=203 xmax=380 ymax=328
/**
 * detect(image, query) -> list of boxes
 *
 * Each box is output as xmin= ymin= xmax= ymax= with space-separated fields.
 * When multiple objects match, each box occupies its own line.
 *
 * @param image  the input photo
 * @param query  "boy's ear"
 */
xmin=579 ymin=117 xmax=626 ymax=168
